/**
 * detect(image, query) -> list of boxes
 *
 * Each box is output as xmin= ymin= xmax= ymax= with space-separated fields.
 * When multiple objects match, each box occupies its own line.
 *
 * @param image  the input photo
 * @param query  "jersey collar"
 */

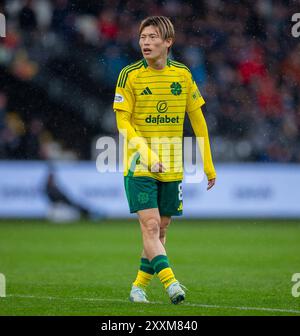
xmin=142 ymin=58 xmax=172 ymax=69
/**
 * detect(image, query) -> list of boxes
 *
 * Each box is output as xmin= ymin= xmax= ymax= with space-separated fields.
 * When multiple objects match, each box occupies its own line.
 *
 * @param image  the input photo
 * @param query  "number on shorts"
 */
xmin=178 ymin=182 xmax=183 ymax=201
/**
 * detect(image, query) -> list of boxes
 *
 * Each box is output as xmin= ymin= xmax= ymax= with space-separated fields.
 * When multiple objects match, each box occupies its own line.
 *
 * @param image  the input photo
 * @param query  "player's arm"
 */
xmin=185 ymin=70 xmax=216 ymax=190
xmin=115 ymin=109 xmax=163 ymax=171
xmin=188 ymin=107 xmax=216 ymax=190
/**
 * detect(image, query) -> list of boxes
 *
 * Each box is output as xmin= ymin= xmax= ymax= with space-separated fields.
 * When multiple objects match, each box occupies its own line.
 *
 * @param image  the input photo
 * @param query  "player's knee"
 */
xmin=141 ymin=217 xmax=160 ymax=238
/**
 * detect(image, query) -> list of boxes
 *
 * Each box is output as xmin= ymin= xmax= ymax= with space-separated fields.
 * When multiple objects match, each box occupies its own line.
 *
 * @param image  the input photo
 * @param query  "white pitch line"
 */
xmin=6 ymin=294 xmax=300 ymax=315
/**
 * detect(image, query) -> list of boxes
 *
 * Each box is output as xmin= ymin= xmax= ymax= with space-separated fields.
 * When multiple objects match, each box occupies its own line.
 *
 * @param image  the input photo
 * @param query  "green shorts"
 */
xmin=124 ymin=176 xmax=183 ymax=216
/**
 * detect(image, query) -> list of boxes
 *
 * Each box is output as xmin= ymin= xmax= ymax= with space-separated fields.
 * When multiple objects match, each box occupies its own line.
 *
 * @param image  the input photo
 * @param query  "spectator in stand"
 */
xmin=98 ymin=9 xmax=119 ymax=41
xmin=18 ymin=0 xmax=37 ymax=32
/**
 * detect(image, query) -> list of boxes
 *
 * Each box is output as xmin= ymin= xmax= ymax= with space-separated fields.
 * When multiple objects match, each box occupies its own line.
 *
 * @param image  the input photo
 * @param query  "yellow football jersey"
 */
xmin=113 ymin=58 xmax=205 ymax=182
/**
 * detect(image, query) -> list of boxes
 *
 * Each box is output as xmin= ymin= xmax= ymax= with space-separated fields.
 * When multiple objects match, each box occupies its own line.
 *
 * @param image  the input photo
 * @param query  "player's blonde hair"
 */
xmin=139 ymin=16 xmax=175 ymax=52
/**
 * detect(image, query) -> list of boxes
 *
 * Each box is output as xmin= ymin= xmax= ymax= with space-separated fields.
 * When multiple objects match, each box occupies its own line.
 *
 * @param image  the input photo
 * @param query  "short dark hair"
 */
xmin=139 ymin=16 xmax=175 ymax=43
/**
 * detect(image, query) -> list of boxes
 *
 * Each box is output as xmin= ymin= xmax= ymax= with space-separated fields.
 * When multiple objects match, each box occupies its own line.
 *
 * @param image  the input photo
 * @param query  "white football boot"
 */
xmin=129 ymin=285 xmax=149 ymax=303
xmin=166 ymin=281 xmax=186 ymax=304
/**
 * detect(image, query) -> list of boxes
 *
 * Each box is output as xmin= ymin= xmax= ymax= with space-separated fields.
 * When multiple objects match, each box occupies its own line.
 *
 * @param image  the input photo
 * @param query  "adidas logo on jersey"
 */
xmin=141 ymin=87 xmax=152 ymax=95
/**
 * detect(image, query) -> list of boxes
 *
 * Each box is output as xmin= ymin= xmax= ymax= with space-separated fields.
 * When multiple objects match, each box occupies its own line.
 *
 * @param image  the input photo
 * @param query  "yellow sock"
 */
xmin=157 ymin=267 xmax=177 ymax=289
xmin=133 ymin=270 xmax=154 ymax=289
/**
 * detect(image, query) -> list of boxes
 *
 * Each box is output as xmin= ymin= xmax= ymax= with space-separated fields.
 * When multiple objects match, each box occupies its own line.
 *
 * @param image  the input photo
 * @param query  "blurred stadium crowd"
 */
xmin=0 ymin=0 xmax=299 ymax=162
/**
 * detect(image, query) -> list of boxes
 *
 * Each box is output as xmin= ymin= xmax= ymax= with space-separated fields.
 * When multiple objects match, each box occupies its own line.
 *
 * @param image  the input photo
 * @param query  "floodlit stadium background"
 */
xmin=0 ymin=0 xmax=300 ymax=316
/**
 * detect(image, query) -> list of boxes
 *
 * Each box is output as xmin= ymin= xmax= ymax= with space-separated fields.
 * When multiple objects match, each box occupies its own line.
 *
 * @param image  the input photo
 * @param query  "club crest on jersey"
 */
xmin=114 ymin=93 xmax=124 ymax=103
xmin=170 ymin=82 xmax=182 ymax=96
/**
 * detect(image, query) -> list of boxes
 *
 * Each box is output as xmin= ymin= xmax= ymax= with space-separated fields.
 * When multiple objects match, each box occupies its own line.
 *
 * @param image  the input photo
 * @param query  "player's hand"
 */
xmin=207 ymin=178 xmax=216 ymax=190
xmin=151 ymin=162 xmax=166 ymax=173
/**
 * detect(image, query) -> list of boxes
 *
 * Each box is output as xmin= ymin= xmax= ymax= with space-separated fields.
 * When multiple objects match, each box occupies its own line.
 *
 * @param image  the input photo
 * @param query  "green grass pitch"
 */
xmin=0 ymin=219 xmax=300 ymax=316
